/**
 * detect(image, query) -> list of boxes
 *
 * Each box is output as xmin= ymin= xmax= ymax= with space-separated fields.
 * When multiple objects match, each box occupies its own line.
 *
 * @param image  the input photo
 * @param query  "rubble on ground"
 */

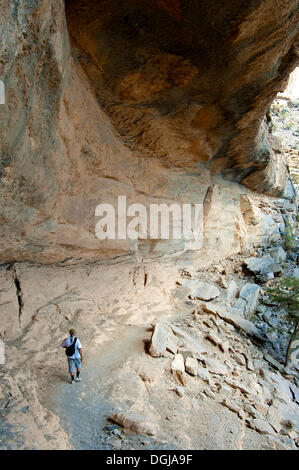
xmin=147 ymin=218 xmax=299 ymax=448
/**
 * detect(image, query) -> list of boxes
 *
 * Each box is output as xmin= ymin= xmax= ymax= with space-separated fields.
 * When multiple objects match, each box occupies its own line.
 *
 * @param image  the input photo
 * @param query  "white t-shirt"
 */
xmin=61 ymin=336 xmax=82 ymax=359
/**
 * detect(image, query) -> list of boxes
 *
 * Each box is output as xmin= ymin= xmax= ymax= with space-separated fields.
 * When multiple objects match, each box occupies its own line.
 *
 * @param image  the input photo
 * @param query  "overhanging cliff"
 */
xmin=0 ymin=0 xmax=298 ymax=264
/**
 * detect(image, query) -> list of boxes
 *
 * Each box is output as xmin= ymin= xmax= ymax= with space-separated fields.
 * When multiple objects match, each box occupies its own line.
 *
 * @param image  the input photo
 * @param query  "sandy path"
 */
xmin=47 ymin=326 xmax=173 ymax=450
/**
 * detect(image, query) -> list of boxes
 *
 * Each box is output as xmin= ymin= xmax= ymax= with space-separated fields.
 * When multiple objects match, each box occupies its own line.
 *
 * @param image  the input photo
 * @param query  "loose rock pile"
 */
xmin=147 ymin=313 xmax=298 ymax=448
xmin=146 ymin=218 xmax=299 ymax=448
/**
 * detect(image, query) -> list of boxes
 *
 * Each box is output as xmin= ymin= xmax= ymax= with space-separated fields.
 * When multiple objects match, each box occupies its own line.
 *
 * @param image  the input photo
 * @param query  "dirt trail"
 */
xmin=47 ymin=326 xmax=175 ymax=450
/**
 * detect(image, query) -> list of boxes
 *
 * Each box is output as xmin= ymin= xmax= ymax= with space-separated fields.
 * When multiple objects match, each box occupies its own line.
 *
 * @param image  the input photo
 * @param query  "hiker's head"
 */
xmin=69 ymin=328 xmax=76 ymax=337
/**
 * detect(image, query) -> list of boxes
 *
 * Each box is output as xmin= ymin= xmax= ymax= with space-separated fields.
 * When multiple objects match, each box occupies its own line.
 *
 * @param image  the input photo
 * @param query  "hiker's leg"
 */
xmin=75 ymin=358 xmax=81 ymax=380
xmin=68 ymin=358 xmax=75 ymax=382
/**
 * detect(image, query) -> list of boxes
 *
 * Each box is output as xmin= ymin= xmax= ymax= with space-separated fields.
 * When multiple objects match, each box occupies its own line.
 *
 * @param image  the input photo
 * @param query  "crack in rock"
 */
xmin=13 ymin=267 xmax=24 ymax=327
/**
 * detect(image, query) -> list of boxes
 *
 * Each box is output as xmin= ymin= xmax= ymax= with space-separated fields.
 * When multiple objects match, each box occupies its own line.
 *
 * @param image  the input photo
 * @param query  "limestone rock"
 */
xmin=171 ymin=354 xmax=186 ymax=386
xmin=238 ymin=283 xmax=260 ymax=317
xmin=166 ymin=335 xmax=179 ymax=355
xmin=268 ymin=246 xmax=287 ymax=264
xmin=204 ymin=388 xmax=216 ymax=399
xmin=248 ymin=418 xmax=275 ymax=436
xmin=225 ymin=378 xmax=253 ymax=396
xmin=244 ymin=256 xmax=282 ymax=280
xmin=226 ymin=280 xmax=239 ymax=303
xmin=185 ymin=357 xmax=198 ymax=376
xmin=197 ymin=367 xmax=213 ymax=386
xmin=202 ymin=303 xmax=262 ymax=340
xmin=149 ymin=322 xmax=171 ymax=357
xmin=230 ymin=298 xmax=246 ymax=316
xmin=204 ymin=357 xmax=228 ymax=376
xmin=109 ymin=412 xmax=157 ymax=436
xmin=171 ymin=354 xmax=185 ymax=373
xmin=262 ymin=351 xmax=284 ymax=371
xmin=148 ymin=321 xmax=181 ymax=358
xmin=266 ymin=406 xmax=282 ymax=433
xmin=232 ymin=353 xmax=246 ymax=367
xmin=217 ymin=276 xmax=229 ymax=289
xmin=161 ymin=320 xmax=207 ymax=355
xmin=221 ymin=398 xmax=242 ymax=416
xmin=189 ymin=282 xmax=220 ymax=301
xmin=206 ymin=330 xmax=228 ymax=353
xmin=173 ymin=386 xmax=185 ymax=398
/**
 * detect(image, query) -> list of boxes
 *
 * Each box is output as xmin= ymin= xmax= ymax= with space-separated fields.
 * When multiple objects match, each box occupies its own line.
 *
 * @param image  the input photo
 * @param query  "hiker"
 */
xmin=61 ymin=329 xmax=83 ymax=384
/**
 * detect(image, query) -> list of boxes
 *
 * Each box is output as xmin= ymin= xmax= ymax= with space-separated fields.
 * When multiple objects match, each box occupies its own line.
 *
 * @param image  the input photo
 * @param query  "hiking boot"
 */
xmin=76 ymin=377 xmax=81 ymax=382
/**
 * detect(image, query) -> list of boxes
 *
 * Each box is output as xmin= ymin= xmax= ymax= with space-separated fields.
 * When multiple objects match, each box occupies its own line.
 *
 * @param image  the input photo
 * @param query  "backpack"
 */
xmin=65 ymin=337 xmax=77 ymax=357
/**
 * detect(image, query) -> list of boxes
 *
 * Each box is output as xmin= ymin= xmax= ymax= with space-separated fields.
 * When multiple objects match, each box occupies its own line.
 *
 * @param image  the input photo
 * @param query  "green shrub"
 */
xmin=264 ymin=277 xmax=299 ymax=366
xmin=284 ymin=220 xmax=296 ymax=252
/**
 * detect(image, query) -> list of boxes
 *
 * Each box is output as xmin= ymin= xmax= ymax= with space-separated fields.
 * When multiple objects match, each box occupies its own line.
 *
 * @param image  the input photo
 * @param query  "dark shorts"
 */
xmin=67 ymin=357 xmax=81 ymax=373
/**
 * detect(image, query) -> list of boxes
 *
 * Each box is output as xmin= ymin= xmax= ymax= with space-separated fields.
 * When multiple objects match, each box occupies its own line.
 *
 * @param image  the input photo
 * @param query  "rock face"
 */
xmin=0 ymin=1 xmax=298 ymax=263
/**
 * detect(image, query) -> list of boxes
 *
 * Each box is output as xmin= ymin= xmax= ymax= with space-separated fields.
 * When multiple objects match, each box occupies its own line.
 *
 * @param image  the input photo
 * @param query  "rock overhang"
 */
xmin=0 ymin=0 xmax=298 ymax=263
xmin=65 ymin=0 xmax=298 ymax=188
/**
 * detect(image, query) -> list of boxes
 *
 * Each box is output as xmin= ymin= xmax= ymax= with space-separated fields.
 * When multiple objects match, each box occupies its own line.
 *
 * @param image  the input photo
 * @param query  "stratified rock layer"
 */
xmin=0 ymin=1 xmax=298 ymax=263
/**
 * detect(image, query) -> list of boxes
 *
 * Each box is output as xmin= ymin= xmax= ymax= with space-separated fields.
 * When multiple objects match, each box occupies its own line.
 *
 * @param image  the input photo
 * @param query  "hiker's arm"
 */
xmin=78 ymin=348 xmax=83 ymax=363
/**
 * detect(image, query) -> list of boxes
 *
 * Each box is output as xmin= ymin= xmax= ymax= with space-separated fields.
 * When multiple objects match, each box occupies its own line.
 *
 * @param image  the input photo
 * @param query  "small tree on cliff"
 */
xmin=284 ymin=220 xmax=296 ymax=252
xmin=265 ymin=277 xmax=299 ymax=366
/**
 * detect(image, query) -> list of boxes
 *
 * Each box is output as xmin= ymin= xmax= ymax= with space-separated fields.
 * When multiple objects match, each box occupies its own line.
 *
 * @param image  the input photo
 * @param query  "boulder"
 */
xmin=206 ymin=330 xmax=228 ymax=352
xmin=149 ymin=321 xmax=180 ymax=357
xmin=226 ymin=280 xmax=239 ymax=303
xmin=262 ymin=351 xmax=284 ymax=371
xmin=238 ymin=283 xmax=260 ymax=317
xmin=148 ymin=322 xmax=171 ymax=357
xmin=266 ymin=406 xmax=282 ymax=433
xmin=204 ymin=357 xmax=228 ymax=375
xmin=109 ymin=412 xmax=157 ymax=436
xmin=166 ymin=335 xmax=179 ymax=355
xmin=202 ymin=303 xmax=262 ymax=340
xmin=244 ymin=256 xmax=282 ymax=281
xmin=161 ymin=320 xmax=208 ymax=355
xmin=232 ymin=353 xmax=246 ymax=367
xmin=248 ymin=418 xmax=275 ymax=435
xmin=173 ymin=386 xmax=185 ymax=398
xmin=217 ymin=275 xmax=229 ymax=288
xmin=225 ymin=378 xmax=253 ymax=396
xmin=268 ymin=246 xmax=287 ymax=264
xmin=189 ymin=282 xmax=220 ymax=301
xmin=185 ymin=357 xmax=198 ymax=376
xmin=230 ymin=298 xmax=246 ymax=316
xmin=221 ymin=398 xmax=242 ymax=416
xmin=197 ymin=367 xmax=213 ymax=386
xmin=171 ymin=354 xmax=186 ymax=385
xmin=171 ymin=354 xmax=185 ymax=373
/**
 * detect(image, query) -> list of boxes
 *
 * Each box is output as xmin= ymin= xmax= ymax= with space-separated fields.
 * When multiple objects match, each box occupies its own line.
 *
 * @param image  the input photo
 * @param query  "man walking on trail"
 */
xmin=61 ymin=329 xmax=83 ymax=384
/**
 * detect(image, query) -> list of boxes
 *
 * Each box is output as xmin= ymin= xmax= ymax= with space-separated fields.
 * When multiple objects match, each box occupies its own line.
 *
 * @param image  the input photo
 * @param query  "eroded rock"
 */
xmin=109 ymin=412 xmax=157 ymax=436
xmin=185 ymin=357 xmax=198 ymax=376
xmin=189 ymin=282 xmax=220 ymax=301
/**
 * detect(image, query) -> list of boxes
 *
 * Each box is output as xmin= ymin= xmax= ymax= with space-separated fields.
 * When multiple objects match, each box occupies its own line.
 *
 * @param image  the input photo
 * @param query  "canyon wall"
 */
xmin=0 ymin=2 xmax=299 ymax=450
xmin=0 ymin=0 xmax=298 ymax=265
